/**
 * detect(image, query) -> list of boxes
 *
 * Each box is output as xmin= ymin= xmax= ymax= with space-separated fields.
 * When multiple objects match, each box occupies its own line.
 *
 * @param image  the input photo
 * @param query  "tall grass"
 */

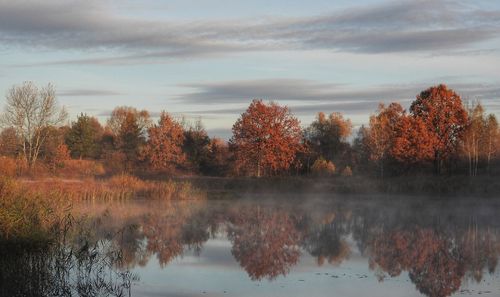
xmin=21 ymin=174 xmax=205 ymax=201
xmin=0 ymin=177 xmax=136 ymax=296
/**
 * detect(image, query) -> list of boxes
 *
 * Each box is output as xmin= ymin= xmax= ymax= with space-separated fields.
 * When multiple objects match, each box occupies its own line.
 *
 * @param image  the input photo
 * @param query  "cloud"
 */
xmin=176 ymin=79 xmax=500 ymax=116
xmin=177 ymin=79 xmax=424 ymax=105
xmin=1 ymin=0 xmax=499 ymax=65
xmin=58 ymin=89 xmax=121 ymax=96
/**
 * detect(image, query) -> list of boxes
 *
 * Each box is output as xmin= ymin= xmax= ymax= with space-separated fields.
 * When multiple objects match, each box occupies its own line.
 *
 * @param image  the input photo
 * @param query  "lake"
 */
xmin=4 ymin=193 xmax=500 ymax=297
xmin=70 ymin=195 xmax=500 ymax=297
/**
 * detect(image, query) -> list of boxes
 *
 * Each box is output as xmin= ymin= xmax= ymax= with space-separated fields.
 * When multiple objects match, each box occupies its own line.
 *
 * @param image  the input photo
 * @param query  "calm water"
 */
xmin=65 ymin=195 xmax=500 ymax=297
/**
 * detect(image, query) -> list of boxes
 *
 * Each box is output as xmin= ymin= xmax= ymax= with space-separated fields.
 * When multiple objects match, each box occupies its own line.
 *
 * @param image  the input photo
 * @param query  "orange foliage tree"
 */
xmin=366 ymin=103 xmax=405 ymax=177
xmin=391 ymin=115 xmax=435 ymax=168
xmin=230 ymin=100 xmax=302 ymax=177
xmin=410 ymin=85 xmax=467 ymax=174
xmin=142 ymin=112 xmax=185 ymax=172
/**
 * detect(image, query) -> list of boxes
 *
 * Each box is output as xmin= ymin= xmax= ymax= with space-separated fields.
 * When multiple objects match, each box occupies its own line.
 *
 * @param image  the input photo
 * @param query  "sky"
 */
xmin=0 ymin=0 xmax=499 ymax=139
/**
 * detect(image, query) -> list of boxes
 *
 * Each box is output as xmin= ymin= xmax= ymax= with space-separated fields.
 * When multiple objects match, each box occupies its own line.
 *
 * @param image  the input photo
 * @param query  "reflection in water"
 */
xmin=226 ymin=206 xmax=301 ymax=280
xmin=40 ymin=199 xmax=500 ymax=297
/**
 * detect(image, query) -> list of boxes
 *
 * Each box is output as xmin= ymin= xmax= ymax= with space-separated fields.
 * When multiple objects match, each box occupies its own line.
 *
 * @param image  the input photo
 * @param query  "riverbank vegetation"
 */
xmin=1 ymin=82 xmax=500 ymax=192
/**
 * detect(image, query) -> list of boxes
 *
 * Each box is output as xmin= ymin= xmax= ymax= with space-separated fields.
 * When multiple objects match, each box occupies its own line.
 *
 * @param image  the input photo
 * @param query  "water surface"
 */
xmin=70 ymin=195 xmax=500 ymax=297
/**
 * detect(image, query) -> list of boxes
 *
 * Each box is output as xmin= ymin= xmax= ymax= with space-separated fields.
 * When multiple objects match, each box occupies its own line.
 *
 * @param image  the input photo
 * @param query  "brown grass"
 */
xmin=20 ymin=174 xmax=205 ymax=201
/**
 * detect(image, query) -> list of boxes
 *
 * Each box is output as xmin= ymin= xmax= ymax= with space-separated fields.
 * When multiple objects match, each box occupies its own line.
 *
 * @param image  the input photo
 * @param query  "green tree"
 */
xmin=65 ymin=113 xmax=103 ymax=159
xmin=182 ymin=119 xmax=210 ymax=173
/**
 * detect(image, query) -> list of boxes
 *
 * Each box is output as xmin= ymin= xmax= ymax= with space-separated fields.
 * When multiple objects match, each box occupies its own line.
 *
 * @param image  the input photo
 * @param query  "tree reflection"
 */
xmin=367 ymin=225 xmax=500 ymax=297
xmin=302 ymin=212 xmax=351 ymax=266
xmin=65 ymin=199 xmax=500 ymax=297
xmin=227 ymin=206 xmax=301 ymax=280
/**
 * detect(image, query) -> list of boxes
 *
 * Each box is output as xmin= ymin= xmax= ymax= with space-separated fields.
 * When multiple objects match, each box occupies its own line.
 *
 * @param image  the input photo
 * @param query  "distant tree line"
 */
xmin=1 ymin=82 xmax=499 ymax=177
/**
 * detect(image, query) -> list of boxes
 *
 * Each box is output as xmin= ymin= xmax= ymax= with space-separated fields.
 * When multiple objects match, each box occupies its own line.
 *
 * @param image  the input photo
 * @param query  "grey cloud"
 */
xmin=176 ymin=79 xmax=425 ymax=104
xmin=1 ymin=0 xmax=499 ymax=65
xmin=177 ymin=79 xmax=500 ymax=117
xmin=58 ymin=89 xmax=121 ymax=96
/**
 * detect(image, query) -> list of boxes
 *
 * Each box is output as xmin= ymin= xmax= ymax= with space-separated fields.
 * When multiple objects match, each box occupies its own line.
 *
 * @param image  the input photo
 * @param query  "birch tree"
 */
xmin=1 ymin=82 xmax=67 ymax=168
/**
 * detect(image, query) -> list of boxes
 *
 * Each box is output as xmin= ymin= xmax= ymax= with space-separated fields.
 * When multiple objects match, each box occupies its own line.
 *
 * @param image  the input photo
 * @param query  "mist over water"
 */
xmin=41 ymin=194 xmax=500 ymax=297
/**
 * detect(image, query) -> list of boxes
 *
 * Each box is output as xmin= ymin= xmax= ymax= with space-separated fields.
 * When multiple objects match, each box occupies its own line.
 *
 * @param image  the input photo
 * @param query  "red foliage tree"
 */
xmin=366 ymin=103 xmax=405 ymax=177
xmin=230 ymin=100 xmax=303 ymax=177
xmin=391 ymin=116 xmax=435 ymax=167
xmin=410 ymin=85 xmax=467 ymax=174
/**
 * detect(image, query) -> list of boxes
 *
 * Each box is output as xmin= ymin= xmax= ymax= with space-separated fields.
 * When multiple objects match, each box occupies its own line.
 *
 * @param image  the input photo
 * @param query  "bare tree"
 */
xmin=1 ymin=82 xmax=67 ymax=168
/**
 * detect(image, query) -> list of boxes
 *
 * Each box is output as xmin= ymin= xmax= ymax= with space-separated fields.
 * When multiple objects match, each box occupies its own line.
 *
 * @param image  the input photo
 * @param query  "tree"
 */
xmin=306 ymin=112 xmax=352 ymax=162
xmin=119 ymin=112 xmax=144 ymax=167
xmin=0 ymin=82 xmax=67 ymax=168
xmin=106 ymin=106 xmax=150 ymax=138
xmin=65 ymin=113 xmax=103 ymax=159
xmin=483 ymin=114 xmax=499 ymax=173
xmin=366 ymin=103 xmax=405 ymax=177
xmin=143 ymin=112 xmax=185 ymax=172
xmin=391 ymin=116 xmax=435 ymax=169
xmin=461 ymin=102 xmax=485 ymax=176
xmin=230 ymin=100 xmax=303 ymax=177
xmin=203 ymin=138 xmax=231 ymax=176
xmin=410 ymin=85 xmax=467 ymax=174
xmin=0 ymin=127 xmax=19 ymax=157
xmin=182 ymin=119 xmax=210 ymax=173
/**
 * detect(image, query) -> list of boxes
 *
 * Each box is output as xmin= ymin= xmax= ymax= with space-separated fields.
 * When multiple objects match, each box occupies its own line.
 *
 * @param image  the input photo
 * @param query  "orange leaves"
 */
xmin=143 ymin=112 xmax=185 ymax=172
xmin=231 ymin=100 xmax=303 ymax=177
xmin=391 ymin=116 xmax=435 ymax=165
xmin=410 ymin=84 xmax=468 ymax=172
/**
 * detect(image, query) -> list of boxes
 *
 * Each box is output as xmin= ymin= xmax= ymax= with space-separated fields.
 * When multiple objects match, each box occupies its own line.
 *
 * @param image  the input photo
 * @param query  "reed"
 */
xmin=20 ymin=173 xmax=205 ymax=202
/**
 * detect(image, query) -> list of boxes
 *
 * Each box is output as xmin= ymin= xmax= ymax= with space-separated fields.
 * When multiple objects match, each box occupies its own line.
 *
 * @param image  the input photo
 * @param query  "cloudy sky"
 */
xmin=1 ymin=0 xmax=499 ymax=138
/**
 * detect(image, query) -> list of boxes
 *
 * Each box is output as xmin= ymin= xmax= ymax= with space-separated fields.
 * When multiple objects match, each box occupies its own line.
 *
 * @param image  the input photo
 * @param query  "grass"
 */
xmin=20 ymin=173 xmax=206 ymax=201
xmin=0 ymin=176 xmax=136 ymax=296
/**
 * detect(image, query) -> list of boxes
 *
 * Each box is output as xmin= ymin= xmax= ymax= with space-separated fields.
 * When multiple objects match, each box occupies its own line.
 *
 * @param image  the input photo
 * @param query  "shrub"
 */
xmin=341 ymin=166 xmax=353 ymax=177
xmin=311 ymin=158 xmax=336 ymax=177
xmin=0 ymin=157 xmax=17 ymax=177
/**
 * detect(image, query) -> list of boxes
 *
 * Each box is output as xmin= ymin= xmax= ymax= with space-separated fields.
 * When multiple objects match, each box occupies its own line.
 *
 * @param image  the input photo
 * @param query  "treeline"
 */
xmin=0 ymin=82 xmax=499 ymax=178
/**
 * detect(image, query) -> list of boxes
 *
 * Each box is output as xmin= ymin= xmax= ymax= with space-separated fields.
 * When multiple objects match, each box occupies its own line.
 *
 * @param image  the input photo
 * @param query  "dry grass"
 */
xmin=21 ymin=173 xmax=205 ymax=201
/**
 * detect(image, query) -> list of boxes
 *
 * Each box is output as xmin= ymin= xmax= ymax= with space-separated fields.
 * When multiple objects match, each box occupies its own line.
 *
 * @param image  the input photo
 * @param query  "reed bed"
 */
xmin=20 ymin=174 xmax=205 ymax=202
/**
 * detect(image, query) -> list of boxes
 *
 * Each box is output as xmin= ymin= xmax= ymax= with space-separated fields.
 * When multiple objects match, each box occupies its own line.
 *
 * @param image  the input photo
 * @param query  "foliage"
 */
xmin=410 ymin=84 xmax=468 ymax=174
xmin=306 ymin=112 xmax=352 ymax=162
xmin=311 ymin=157 xmax=336 ymax=176
xmin=143 ymin=112 xmax=186 ymax=172
xmin=231 ymin=100 xmax=303 ymax=177
xmin=65 ymin=113 xmax=103 ymax=159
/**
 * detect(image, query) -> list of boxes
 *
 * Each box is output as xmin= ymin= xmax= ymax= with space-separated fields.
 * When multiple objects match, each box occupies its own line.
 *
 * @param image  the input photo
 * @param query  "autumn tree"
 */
xmin=230 ymin=100 xmax=303 ymax=177
xmin=0 ymin=82 xmax=67 ymax=168
xmin=483 ymin=114 xmax=499 ymax=173
xmin=410 ymin=85 xmax=467 ymax=174
xmin=143 ymin=112 xmax=185 ymax=172
xmin=305 ymin=112 xmax=352 ymax=162
xmin=106 ymin=106 xmax=150 ymax=137
xmin=461 ymin=102 xmax=485 ymax=176
xmin=65 ymin=113 xmax=103 ymax=159
xmin=391 ymin=116 xmax=435 ymax=169
xmin=352 ymin=125 xmax=371 ymax=173
xmin=104 ymin=107 xmax=150 ymax=169
xmin=0 ymin=127 xmax=19 ymax=157
xmin=366 ymin=103 xmax=405 ymax=177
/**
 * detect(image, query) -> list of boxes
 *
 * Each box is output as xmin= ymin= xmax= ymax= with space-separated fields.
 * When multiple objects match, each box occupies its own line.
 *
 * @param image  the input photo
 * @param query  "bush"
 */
xmin=0 ymin=157 xmax=17 ymax=177
xmin=311 ymin=158 xmax=336 ymax=177
xmin=61 ymin=160 xmax=105 ymax=177
xmin=341 ymin=166 xmax=353 ymax=177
